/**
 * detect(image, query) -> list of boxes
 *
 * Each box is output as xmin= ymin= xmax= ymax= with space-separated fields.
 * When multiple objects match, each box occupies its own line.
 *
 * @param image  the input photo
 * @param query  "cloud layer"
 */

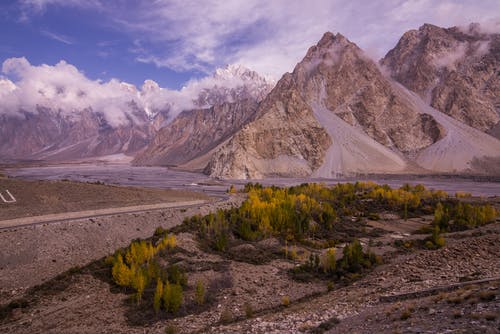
xmin=14 ymin=1 xmax=500 ymax=80
xmin=0 ymin=58 xmax=273 ymax=127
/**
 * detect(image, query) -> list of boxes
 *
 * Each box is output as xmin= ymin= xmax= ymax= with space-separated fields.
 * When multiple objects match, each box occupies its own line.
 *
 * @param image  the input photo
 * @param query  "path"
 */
xmin=0 ymin=199 xmax=207 ymax=230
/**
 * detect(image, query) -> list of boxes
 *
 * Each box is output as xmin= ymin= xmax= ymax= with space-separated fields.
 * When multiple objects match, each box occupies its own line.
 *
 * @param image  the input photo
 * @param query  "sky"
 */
xmin=1 ymin=0 xmax=499 ymax=90
xmin=0 ymin=0 xmax=499 ymax=126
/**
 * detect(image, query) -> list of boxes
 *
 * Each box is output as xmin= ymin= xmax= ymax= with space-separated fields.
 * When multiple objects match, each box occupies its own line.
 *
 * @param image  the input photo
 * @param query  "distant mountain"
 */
xmin=0 ymin=64 xmax=274 ymax=162
xmin=133 ymin=65 xmax=274 ymax=168
xmin=381 ymin=23 xmax=500 ymax=137
xmin=0 ymin=105 xmax=152 ymax=161
xmin=2 ymin=25 xmax=499 ymax=177
xmin=133 ymin=99 xmax=259 ymax=169
xmin=205 ymin=29 xmax=500 ymax=178
xmin=193 ymin=64 xmax=275 ymax=107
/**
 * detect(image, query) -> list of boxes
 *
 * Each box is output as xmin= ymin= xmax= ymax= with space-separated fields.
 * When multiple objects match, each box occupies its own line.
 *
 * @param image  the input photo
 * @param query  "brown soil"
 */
xmin=0 ymin=193 xmax=499 ymax=333
xmin=0 ymin=177 xmax=208 ymax=220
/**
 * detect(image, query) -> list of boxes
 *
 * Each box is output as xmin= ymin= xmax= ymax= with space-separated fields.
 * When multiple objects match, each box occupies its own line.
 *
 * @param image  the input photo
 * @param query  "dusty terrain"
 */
xmin=1 ymin=190 xmax=498 ymax=333
xmin=0 ymin=177 xmax=208 ymax=220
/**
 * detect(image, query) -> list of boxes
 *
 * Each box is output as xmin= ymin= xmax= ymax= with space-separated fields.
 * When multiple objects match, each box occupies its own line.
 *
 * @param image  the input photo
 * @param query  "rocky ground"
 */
xmin=0 ymin=177 xmax=208 ymax=220
xmin=0 ymin=191 xmax=498 ymax=333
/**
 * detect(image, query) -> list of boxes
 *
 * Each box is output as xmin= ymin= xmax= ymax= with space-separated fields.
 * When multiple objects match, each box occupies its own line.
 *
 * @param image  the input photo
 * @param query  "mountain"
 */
xmin=0 ymin=64 xmax=274 ymax=163
xmin=206 ymin=30 xmax=500 ymax=179
xmin=0 ymin=105 xmax=152 ymax=161
xmin=381 ymin=23 xmax=500 ymax=137
xmin=133 ymin=99 xmax=259 ymax=169
xmin=133 ymin=65 xmax=274 ymax=169
xmin=193 ymin=64 xmax=274 ymax=107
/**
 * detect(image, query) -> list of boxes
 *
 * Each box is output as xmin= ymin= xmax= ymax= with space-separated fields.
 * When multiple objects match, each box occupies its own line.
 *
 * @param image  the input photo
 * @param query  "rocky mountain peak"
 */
xmin=193 ymin=64 xmax=275 ymax=108
xmin=382 ymin=23 xmax=499 ymax=134
xmin=205 ymin=32 xmax=449 ymax=179
xmin=316 ymin=31 xmax=348 ymax=47
xmin=213 ymin=64 xmax=264 ymax=82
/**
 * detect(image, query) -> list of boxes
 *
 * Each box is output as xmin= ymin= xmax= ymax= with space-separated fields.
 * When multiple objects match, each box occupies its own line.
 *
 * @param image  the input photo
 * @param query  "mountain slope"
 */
xmin=205 ymin=72 xmax=332 ymax=178
xmin=0 ymin=107 xmax=151 ymax=161
xmin=133 ymin=99 xmax=259 ymax=168
xmin=393 ymin=82 xmax=500 ymax=172
xmin=206 ymin=30 xmax=500 ymax=179
xmin=133 ymin=65 xmax=274 ymax=169
xmin=381 ymin=23 xmax=500 ymax=135
xmin=207 ymin=33 xmax=448 ymax=178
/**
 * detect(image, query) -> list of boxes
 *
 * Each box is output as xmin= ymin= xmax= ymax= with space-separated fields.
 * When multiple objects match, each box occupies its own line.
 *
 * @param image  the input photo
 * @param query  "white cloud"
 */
xmin=12 ymin=0 xmax=500 ymax=80
xmin=1 ymin=57 xmax=140 ymax=126
xmin=433 ymin=42 xmax=467 ymax=69
xmin=40 ymin=30 xmax=74 ymax=45
xmin=94 ymin=0 xmax=499 ymax=79
xmin=18 ymin=0 xmax=102 ymax=14
xmin=0 ymin=58 xmax=273 ymax=126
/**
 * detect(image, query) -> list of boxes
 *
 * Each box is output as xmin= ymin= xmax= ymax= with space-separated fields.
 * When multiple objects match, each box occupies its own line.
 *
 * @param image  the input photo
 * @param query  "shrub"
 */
xmin=321 ymin=248 xmax=336 ymax=274
xmin=228 ymin=185 xmax=237 ymax=194
xmin=244 ymin=301 xmax=254 ymax=318
xmin=195 ymin=280 xmax=206 ymax=306
xmin=220 ymin=308 xmax=233 ymax=324
xmin=341 ymin=239 xmax=364 ymax=272
xmin=167 ymin=265 xmax=187 ymax=287
xmin=400 ymin=309 xmax=411 ymax=320
xmin=282 ymin=295 xmax=290 ymax=307
xmin=164 ymin=324 xmax=178 ymax=334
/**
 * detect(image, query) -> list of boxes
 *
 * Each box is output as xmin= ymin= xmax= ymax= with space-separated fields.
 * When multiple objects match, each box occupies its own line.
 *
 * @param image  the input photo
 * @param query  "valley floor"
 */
xmin=1 ymin=192 xmax=498 ymax=333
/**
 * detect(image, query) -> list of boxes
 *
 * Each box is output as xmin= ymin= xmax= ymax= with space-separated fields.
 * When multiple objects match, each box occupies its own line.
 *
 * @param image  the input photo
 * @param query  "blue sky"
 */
xmin=0 ymin=0 xmax=499 ymax=90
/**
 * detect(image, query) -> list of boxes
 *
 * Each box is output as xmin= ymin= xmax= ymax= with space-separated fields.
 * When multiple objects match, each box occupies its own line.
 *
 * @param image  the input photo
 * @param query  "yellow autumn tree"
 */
xmin=153 ymin=279 xmax=163 ymax=313
xmin=111 ymin=254 xmax=131 ymax=287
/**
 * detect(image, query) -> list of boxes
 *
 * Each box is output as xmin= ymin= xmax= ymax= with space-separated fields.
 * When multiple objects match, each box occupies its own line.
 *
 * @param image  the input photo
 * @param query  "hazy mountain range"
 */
xmin=1 ymin=23 xmax=499 ymax=178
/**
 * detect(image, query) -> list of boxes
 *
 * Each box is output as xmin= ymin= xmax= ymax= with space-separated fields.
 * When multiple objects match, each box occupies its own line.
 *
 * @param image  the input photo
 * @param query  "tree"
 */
xmin=321 ymin=248 xmax=336 ymax=274
xmin=341 ymin=239 xmax=364 ymax=272
xmin=111 ymin=254 xmax=131 ymax=287
xmin=163 ymin=282 xmax=183 ymax=313
xmin=132 ymin=270 xmax=147 ymax=303
xmin=195 ymin=280 xmax=206 ymax=306
xmin=153 ymin=279 xmax=163 ymax=313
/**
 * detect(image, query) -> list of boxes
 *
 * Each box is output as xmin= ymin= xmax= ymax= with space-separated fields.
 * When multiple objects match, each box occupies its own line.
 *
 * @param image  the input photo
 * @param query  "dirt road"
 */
xmin=0 ymin=199 xmax=207 ymax=230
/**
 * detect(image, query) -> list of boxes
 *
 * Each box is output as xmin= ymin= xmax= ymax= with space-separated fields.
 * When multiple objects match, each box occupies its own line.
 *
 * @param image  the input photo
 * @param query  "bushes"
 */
xmin=425 ymin=226 xmax=446 ymax=249
xmin=162 ymin=282 xmax=183 ymax=313
xmin=108 ymin=233 xmax=185 ymax=312
xmin=433 ymin=201 xmax=497 ymax=231
xmin=293 ymin=239 xmax=381 ymax=281
xmin=196 ymin=182 xmax=454 ymax=253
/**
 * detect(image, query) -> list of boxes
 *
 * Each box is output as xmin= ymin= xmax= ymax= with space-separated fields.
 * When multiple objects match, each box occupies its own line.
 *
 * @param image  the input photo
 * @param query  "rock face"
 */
xmin=0 ymin=106 xmax=152 ymax=161
xmin=133 ymin=99 xmax=259 ymax=168
xmin=134 ymin=65 xmax=274 ymax=169
xmin=193 ymin=64 xmax=275 ymax=107
xmin=382 ymin=23 xmax=500 ymax=135
xmin=205 ymin=73 xmax=332 ymax=178
xmin=0 ymin=64 xmax=274 ymax=163
xmin=206 ymin=33 xmax=448 ymax=178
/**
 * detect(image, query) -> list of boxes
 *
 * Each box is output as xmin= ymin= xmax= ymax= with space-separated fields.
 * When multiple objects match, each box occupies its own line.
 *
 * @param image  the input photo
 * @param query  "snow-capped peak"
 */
xmin=141 ymin=79 xmax=161 ymax=93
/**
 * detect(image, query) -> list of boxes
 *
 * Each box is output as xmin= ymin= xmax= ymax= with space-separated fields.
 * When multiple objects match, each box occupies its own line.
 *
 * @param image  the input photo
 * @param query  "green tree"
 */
xmin=163 ymin=281 xmax=183 ymax=313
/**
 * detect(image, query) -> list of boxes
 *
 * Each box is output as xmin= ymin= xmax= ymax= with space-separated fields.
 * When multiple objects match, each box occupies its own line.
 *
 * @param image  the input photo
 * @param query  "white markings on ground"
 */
xmin=0 ymin=190 xmax=16 ymax=203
